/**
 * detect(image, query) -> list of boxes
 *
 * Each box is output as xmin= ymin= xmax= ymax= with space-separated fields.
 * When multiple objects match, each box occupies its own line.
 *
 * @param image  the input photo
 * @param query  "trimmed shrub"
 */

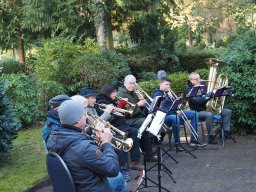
xmin=0 ymin=80 xmax=21 ymax=154
xmin=0 ymin=58 xmax=23 ymax=74
xmin=34 ymin=38 xmax=130 ymax=93
xmin=220 ymin=31 xmax=256 ymax=135
xmin=0 ymin=74 xmax=65 ymax=126
xmin=177 ymin=48 xmax=224 ymax=72
xmin=0 ymin=73 xmax=43 ymax=125
xmin=138 ymin=72 xmax=189 ymax=97
xmin=195 ymin=68 xmax=209 ymax=80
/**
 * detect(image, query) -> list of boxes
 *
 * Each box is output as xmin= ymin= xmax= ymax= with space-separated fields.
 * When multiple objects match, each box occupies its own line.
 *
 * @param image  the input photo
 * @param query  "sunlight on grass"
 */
xmin=0 ymin=127 xmax=47 ymax=192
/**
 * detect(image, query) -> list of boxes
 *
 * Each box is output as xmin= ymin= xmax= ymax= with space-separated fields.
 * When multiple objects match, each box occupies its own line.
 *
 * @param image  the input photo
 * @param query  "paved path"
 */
xmin=127 ymin=135 xmax=256 ymax=192
xmin=31 ymin=135 xmax=256 ymax=192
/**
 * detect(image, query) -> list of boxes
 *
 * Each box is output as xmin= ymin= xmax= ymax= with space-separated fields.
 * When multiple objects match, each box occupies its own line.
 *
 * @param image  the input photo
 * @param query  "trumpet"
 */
xmin=84 ymin=124 xmax=133 ymax=152
xmin=86 ymin=112 xmax=128 ymax=138
xmin=95 ymin=103 xmax=133 ymax=117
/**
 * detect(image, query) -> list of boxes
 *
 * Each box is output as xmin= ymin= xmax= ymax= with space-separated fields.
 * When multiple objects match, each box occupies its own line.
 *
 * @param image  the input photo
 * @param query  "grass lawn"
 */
xmin=0 ymin=127 xmax=47 ymax=192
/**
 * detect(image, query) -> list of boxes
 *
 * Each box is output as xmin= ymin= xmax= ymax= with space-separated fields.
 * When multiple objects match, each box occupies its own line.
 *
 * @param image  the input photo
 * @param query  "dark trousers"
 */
xmin=126 ymin=117 xmax=153 ymax=156
xmin=127 ymin=128 xmax=141 ymax=162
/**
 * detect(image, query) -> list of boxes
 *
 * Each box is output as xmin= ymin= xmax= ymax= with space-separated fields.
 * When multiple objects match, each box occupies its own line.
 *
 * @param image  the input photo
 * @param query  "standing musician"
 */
xmin=117 ymin=75 xmax=156 ymax=162
xmin=152 ymin=77 xmax=206 ymax=149
xmin=187 ymin=72 xmax=234 ymax=142
xmin=96 ymin=83 xmax=144 ymax=172
xmin=47 ymin=100 xmax=126 ymax=192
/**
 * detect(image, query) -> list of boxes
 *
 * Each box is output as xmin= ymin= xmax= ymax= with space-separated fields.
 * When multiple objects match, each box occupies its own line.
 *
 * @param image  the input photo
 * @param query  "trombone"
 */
xmin=95 ymin=103 xmax=133 ymax=117
xmin=85 ymin=113 xmax=133 ymax=152
xmin=167 ymin=88 xmax=199 ymax=141
xmin=135 ymin=83 xmax=169 ymax=133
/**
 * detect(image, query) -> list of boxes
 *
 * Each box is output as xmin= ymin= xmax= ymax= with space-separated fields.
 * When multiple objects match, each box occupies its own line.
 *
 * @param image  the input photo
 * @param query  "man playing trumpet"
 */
xmin=47 ymin=100 xmax=126 ymax=192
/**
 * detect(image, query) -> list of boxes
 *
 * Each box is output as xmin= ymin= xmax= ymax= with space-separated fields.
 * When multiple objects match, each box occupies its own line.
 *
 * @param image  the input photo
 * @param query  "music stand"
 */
xmin=135 ymin=97 xmax=178 ymax=192
xmin=213 ymin=86 xmax=236 ymax=147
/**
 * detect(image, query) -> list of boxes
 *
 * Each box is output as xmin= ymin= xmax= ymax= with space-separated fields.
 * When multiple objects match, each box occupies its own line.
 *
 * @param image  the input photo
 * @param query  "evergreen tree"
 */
xmin=0 ymin=78 xmax=21 ymax=154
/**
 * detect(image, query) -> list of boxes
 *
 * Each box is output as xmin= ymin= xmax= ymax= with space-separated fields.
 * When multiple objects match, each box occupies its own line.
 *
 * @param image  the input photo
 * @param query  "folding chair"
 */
xmin=46 ymin=152 xmax=76 ymax=192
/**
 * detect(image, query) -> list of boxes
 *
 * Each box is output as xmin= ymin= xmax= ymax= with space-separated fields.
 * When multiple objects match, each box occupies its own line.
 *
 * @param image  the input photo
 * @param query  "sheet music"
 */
xmin=147 ymin=111 xmax=166 ymax=137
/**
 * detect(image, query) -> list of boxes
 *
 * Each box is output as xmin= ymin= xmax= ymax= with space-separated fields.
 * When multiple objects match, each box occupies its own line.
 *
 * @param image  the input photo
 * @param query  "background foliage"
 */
xmin=221 ymin=31 xmax=256 ymax=135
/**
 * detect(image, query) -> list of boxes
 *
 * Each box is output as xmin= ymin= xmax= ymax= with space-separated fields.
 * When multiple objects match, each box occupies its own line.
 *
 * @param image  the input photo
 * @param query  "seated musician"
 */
xmin=187 ymin=72 xmax=233 ymax=143
xmin=47 ymin=100 xmax=126 ymax=192
xmin=42 ymin=94 xmax=71 ymax=149
xmin=152 ymin=77 xmax=206 ymax=149
xmin=96 ymin=83 xmax=144 ymax=172
xmin=117 ymin=75 xmax=156 ymax=162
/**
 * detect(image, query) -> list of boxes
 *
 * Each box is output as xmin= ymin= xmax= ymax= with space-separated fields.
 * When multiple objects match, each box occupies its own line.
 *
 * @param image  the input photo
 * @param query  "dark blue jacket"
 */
xmin=186 ymin=81 xmax=214 ymax=111
xmin=42 ymin=109 xmax=60 ymax=142
xmin=47 ymin=124 xmax=119 ymax=192
xmin=152 ymin=88 xmax=176 ymax=114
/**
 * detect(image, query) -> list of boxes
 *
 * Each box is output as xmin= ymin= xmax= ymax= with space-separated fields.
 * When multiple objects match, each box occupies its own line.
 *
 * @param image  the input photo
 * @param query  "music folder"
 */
xmin=186 ymin=85 xmax=206 ymax=98
xmin=214 ymin=86 xmax=233 ymax=98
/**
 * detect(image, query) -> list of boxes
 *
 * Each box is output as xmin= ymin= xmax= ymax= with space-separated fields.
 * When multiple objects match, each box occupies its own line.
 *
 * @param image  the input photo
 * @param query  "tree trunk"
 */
xmin=96 ymin=3 xmax=107 ymax=51
xmin=18 ymin=32 xmax=25 ymax=65
xmin=106 ymin=13 xmax=113 ymax=51
xmin=188 ymin=24 xmax=193 ymax=46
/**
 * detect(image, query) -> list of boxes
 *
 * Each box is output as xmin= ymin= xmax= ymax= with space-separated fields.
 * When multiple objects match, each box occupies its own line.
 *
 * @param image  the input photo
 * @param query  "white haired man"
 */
xmin=186 ymin=72 xmax=234 ymax=144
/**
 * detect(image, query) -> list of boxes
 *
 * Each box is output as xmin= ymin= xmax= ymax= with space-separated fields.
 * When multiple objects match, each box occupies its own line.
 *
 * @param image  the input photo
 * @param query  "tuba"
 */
xmin=204 ymin=58 xmax=228 ymax=114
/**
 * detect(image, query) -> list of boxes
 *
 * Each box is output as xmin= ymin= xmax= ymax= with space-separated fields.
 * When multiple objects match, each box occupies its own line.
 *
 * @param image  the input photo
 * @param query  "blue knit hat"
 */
xmin=49 ymin=95 xmax=71 ymax=108
xmin=59 ymin=100 xmax=85 ymax=125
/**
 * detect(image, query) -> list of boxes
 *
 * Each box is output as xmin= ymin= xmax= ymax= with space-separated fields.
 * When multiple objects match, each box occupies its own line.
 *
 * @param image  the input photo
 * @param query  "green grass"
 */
xmin=0 ymin=127 xmax=47 ymax=192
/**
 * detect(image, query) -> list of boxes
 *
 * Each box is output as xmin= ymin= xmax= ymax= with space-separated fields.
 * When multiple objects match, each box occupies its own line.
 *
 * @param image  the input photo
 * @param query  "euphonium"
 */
xmin=116 ymin=95 xmax=136 ymax=112
xmin=85 ymin=113 xmax=133 ymax=152
xmin=205 ymin=58 xmax=228 ymax=114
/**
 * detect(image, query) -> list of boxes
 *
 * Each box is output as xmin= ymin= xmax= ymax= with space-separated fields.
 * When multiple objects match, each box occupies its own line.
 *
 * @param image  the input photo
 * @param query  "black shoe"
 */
xmin=190 ymin=140 xmax=207 ymax=147
xmin=208 ymin=135 xmax=217 ymax=144
xmin=175 ymin=144 xmax=184 ymax=152
xmin=224 ymin=131 xmax=235 ymax=140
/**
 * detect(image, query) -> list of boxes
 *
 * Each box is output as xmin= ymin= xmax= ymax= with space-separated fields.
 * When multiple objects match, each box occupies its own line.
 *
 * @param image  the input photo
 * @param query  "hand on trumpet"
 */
xmin=95 ymin=124 xmax=113 ymax=145
xmin=104 ymin=104 xmax=116 ymax=114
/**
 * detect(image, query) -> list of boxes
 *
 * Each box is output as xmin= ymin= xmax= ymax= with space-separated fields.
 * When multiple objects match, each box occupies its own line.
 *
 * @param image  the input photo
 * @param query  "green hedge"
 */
xmin=177 ymin=48 xmax=224 ymax=72
xmin=220 ymin=31 xmax=256 ymax=135
xmin=0 ymin=74 xmax=65 ymax=126
xmin=138 ymin=72 xmax=189 ymax=97
xmin=0 ymin=58 xmax=23 ymax=74
xmin=34 ymin=38 xmax=130 ymax=93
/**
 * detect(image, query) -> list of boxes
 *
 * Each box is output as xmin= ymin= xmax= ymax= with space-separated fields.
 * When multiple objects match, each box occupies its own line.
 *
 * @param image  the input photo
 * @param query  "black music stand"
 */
xmin=213 ymin=86 xmax=236 ymax=147
xmin=134 ymin=111 xmax=178 ymax=192
xmin=168 ymin=98 xmax=197 ymax=159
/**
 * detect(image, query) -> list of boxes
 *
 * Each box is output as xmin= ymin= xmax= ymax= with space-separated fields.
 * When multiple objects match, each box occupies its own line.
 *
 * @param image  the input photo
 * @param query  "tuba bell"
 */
xmin=204 ymin=58 xmax=228 ymax=114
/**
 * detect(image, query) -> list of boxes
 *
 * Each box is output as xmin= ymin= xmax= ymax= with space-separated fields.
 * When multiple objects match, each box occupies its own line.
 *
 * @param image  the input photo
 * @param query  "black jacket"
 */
xmin=152 ymin=88 xmax=176 ymax=114
xmin=47 ymin=124 xmax=119 ymax=192
xmin=186 ymin=80 xmax=213 ymax=111
xmin=96 ymin=95 xmax=130 ymax=132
